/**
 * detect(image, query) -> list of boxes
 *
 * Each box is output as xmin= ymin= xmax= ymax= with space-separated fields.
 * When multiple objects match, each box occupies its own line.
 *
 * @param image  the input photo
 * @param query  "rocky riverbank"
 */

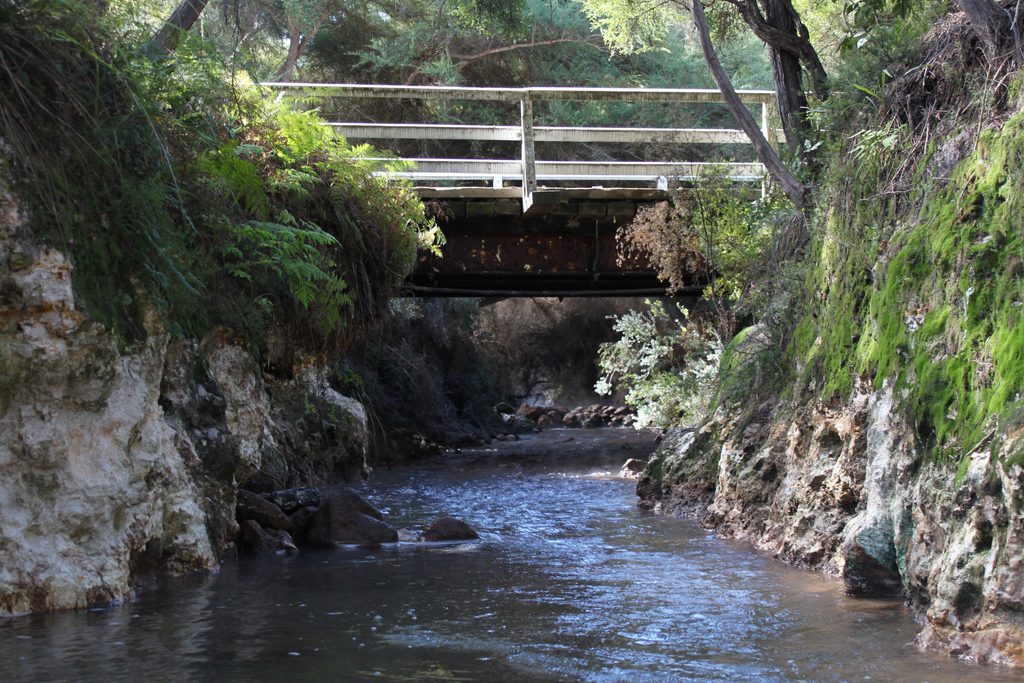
xmin=0 ymin=172 xmax=372 ymax=615
xmin=495 ymin=402 xmax=638 ymax=435
xmin=638 ymin=381 xmax=1024 ymax=666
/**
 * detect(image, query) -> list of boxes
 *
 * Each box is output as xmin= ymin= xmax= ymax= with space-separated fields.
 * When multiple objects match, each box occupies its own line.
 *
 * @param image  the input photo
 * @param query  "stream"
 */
xmin=1 ymin=428 xmax=1016 ymax=682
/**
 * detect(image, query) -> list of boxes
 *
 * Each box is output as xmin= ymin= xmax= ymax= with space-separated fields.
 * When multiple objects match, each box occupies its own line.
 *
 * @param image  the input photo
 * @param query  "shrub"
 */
xmin=595 ymin=300 xmax=723 ymax=430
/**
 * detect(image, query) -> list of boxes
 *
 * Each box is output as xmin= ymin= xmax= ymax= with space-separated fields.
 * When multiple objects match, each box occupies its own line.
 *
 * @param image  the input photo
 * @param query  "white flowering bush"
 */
xmin=595 ymin=300 xmax=722 ymax=430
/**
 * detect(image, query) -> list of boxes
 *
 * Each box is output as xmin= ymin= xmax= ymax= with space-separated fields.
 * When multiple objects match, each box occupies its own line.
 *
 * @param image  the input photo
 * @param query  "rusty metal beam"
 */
xmin=407 ymin=195 xmax=708 ymax=296
xmin=401 ymin=284 xmax=702 ymax=298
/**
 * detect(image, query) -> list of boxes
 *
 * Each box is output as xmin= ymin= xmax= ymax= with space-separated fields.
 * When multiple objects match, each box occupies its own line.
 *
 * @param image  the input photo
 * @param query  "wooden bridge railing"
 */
xmin=261 ymin=83 xmax=778 ymax=210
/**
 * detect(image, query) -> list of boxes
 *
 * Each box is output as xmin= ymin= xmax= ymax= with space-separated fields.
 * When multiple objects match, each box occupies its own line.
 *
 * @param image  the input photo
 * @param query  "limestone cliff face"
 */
xmin=639 ymin=382 xmax=1024 ymax=666
xmin=0 ymin=161 xmax=214 ymax=614
xmin=0 ymin=158 xmax=370 ymax=616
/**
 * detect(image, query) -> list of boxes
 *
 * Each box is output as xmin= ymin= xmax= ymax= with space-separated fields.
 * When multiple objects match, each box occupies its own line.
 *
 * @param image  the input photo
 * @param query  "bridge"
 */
xmin=263 ymin=83 xmax=778 ymax=296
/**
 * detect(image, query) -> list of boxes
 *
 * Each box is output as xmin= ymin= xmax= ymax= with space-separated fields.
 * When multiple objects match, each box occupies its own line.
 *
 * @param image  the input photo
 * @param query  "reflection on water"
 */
xmin=1 ymin=429 xmax=1017 ymax=682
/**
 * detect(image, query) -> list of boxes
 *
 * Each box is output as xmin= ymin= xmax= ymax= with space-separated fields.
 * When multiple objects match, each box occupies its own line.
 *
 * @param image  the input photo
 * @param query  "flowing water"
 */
xmin=1 ymin=428 xmax=1016 ymax=682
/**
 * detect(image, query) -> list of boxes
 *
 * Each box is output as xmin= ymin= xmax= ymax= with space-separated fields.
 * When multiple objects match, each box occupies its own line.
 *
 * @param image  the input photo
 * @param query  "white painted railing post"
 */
xmin=760 ymin=100 xmax=778 ymax=198
xmin=520 ymin=93 xmax=537 ymax=211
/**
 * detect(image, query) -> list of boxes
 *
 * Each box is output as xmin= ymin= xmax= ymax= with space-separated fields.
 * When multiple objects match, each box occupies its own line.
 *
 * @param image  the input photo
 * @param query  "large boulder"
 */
xmin=494 ymin=402 xmax=516 ymax=415
xmin=236 ymin=489 xmax=289 ymax=530
xmin=516 ymin=404 xmax=548 ymax=421
xmin=841 ymin=518 xmax=901 ymax=596
xmin=287 ymin=505 xmax=318 ymax=544
xmin=508 ymin=416 xmax=539 ymax=434
xmin=420 ymin=517 xmax=480 ymax=542
xmin=305 ymin=489 xmax=397 ymax=546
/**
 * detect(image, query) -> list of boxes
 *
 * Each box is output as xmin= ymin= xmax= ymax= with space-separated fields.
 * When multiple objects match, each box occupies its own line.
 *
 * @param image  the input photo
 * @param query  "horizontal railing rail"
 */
xmin=327 ymin=123 xmax=750 ymax=145
xmin=261 ymin=83 xmax=776 ymax=103
xmin=262 ymin=82 xmax=778 ymax=209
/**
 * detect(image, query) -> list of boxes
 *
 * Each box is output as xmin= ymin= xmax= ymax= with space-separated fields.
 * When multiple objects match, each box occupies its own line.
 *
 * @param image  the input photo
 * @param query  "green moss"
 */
xmin=788 ymin=109 xmax=1024 ymax=467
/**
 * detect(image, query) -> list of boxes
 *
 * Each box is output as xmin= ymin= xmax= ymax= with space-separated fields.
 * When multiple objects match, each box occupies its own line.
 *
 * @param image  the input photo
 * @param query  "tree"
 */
xmin=951 ymin=0 xmax=1016 ymax=61
xmin=690 ymin=0 xmax=807 ymax=206
xmin=719 ymin=0 xmax=828 ymax=150
xmin=149 ymin=0 xmax=210 ymax=54
xmin=277 ymin=0 xmax=341 ymax=80
xmin=581 ymin=0 xmax=812 ymax=205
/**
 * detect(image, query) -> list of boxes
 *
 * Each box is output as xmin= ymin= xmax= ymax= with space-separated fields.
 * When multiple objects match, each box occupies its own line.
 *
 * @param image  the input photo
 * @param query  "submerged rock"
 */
xmin=420 ymin=517 xmax=480 ymax=542
xmin=239 ymin=520 xmax=299 ymax=556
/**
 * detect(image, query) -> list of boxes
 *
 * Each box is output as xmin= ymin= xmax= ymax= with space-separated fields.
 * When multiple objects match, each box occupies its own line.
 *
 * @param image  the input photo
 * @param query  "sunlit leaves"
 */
xmin=595 ymin=300 xmax=723 ymax=430
xmin=577 ymin=0 xmax=675 ymax=54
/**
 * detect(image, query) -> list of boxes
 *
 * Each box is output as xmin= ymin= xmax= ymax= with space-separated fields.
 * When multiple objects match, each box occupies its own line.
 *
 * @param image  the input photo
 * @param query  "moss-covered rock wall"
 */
xmin=640 ymin=32 xmax=1024 ymax=668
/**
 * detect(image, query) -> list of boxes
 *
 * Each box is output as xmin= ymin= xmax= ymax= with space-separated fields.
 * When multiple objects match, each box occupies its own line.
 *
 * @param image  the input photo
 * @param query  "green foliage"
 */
xmin=873 ymin=114 xmax=1024 ymax=461
xmin=596 ymin=301 xmax=723 ymax=430
xmin=836 ymin=0 xmax=919 ymax=54
xmin=0 ymin=0 xmax=434 ymax=353
xmin=717 ymin=324 xmax=786 ymax=409
xmin=790 ymin=100 xmax=1024 ymax=467
xmin=0 ymin=0 xmax=197 ymax=339
xmin=579 ymin=0 xmax=674 ymax=54
xmin=617 ymin=175 xmax=787 ymax=334
xmin=803 ymin=0 xmax=937 ymax=146
xmin=187 ymin=91 xmax=434 ymax=344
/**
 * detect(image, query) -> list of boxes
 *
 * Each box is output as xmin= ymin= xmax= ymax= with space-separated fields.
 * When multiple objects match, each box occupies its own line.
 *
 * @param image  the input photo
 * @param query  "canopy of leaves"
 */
xmin=0 ymin=0 xmax=434 ymax=353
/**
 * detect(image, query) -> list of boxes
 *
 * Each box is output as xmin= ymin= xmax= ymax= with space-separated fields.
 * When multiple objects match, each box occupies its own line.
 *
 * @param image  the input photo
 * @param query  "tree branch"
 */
xmin=404 ymin=36 xmax=603 ymax=84
xmin=689 ymin=0 xmax=807 ymax=207
xmin=721 ymin=0 xmax=828 ymax=101
xmin=449 ymin=37 xmax=603 ymax=66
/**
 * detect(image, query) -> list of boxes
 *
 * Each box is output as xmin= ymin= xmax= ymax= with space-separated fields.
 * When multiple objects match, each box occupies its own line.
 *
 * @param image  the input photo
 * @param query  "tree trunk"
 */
xmin=278 ymin=27 xmax=303 ymax=81
xmin=762 ymin=0 xmax=808 ymax=153
xmin=724 ymin=0 xmax=826 ymax=154
xmin=149 ymin=0 xmax=210 ymax=54
xmin=276 ymin=11 xmax=332 ymax=82
xmin=689 ymin=0 xmax=807 ymax=207
xmin=954 ymin=0 xmax=1013 ymax=59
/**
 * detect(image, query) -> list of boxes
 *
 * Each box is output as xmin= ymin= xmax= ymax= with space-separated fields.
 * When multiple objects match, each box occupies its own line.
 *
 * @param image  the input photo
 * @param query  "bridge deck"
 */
xmin=263 ymin=83 xmax=777 ymax=295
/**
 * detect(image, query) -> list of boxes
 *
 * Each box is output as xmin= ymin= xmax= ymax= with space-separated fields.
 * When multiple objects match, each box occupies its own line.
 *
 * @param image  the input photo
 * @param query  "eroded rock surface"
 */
xmin=0 ymin=156 xmax=372 ymax=615
xmin=0 ymin=172 xmax=216 ymax=614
